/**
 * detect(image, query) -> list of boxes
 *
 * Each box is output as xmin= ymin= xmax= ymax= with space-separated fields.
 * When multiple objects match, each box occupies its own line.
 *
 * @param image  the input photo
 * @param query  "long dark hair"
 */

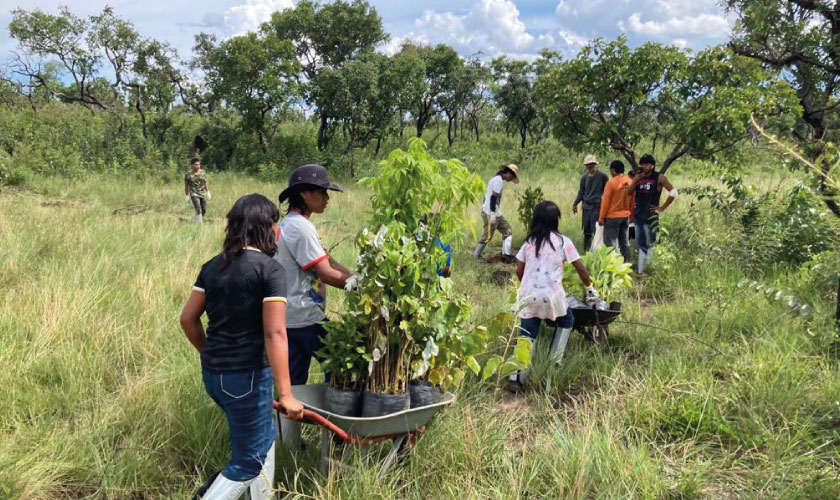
xmin=528 ymin=200 xmax=562 ymax=258
xmin=221 ymin=194 xmax=280 ymax=269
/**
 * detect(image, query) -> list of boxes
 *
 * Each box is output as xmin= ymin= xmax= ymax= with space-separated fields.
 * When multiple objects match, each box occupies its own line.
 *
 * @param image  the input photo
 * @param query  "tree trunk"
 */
xmin=447 ymin=115 xmax=454 ymax=147
xmin=416 ymin=115 xmax=425 ymax=138
xmin=520 ymin=126 xmax=527 ymax=148
xmin=472 ymin=114 xmax=480 ymax=142
xmin=317 ymin=114 xmax=328 ymax=150
xmin=375 ymin=136 xmax=382 ymax=155
xmin=135 ymin=97 xmax=147 ymax=140
xmin=258 ymin=128 xmax=267 ymax=153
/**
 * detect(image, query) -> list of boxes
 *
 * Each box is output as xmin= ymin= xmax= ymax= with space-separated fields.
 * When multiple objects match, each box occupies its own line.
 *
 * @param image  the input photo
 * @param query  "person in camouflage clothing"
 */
xmin=184 ymin=158 xmax=211 ymax=223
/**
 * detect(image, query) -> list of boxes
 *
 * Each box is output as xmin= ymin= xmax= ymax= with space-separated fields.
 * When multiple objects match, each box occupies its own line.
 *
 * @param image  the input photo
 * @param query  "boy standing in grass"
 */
xmin=598 ymin=160 xmax=633 ymax=262
xmin=572 ymin=154 xmax=608 ymax=252
xmin=184 ymin=158 xmax=210 ymax=223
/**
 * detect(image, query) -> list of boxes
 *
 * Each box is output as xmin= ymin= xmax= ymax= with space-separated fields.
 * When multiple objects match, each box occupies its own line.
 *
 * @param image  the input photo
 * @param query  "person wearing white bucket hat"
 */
xmin=472 ymin=163 xmax=519 ymax=263
xmin=572 ymin=154 xmax=608 ymax=251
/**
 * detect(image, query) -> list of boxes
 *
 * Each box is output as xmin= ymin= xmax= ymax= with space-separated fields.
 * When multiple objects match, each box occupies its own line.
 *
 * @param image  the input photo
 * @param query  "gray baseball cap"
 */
xmin=278 ymin=164 xmax=343 ymax=202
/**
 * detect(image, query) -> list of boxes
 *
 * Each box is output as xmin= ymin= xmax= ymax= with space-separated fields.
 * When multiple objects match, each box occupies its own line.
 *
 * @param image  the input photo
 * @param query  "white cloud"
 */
xmin=626 ymin=12 xmax=730 ymax=39
xmin=224 ymin=0 xmax=294 ymax=36
xmin=557 ymin=29 xmax=588 ymax=48
xmin=404 ymin=0 xmax=588 ymax=58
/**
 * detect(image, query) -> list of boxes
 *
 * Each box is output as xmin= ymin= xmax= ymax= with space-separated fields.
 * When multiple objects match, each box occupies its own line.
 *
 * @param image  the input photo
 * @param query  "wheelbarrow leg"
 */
xmin=319 ymin=427 xmax=331 ymax=475
xmin=377 ymin=434 xmax=407 ymax=481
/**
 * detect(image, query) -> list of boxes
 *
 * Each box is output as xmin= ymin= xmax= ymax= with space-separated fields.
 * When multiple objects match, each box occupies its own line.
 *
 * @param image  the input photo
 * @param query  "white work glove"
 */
xmin=344 ymin=273 xmax=360 ymax=292
xmin=585 ymin=286 xmax=599 ymax=305
xmin=185 ymin=195 xmax=191 ymax=204
xmin=206 ymin=191 xmax=212 ymax=201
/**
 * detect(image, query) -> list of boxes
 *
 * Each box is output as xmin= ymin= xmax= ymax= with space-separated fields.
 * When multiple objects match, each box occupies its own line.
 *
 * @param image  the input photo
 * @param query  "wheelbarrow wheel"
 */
xmin=581 ymin=324 xmax=609 ymax=345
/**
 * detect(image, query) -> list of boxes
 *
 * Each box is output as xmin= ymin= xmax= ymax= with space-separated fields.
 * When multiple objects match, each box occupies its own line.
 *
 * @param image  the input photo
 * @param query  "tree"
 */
xmin=400 ymin=43 xmax=461 ymax=138
xmin=461 ymin=57 xmax=492 ymax=142
xmin=8 ymin=6 xmax=188 ymax=139
xmin=266 ymin=0 xmax=387 ymax=150
xmin=492 ymin=57 xmax=539 ymax=148
xmin=724 ymin=0 xmax=840 ymax=216
xmin=196 ymin=32 xmax=299 ymax=152
xmin=535 ymin=37 xmax=794 ymax=172
xmin=9 ymin=7 xmax=108 ymax=110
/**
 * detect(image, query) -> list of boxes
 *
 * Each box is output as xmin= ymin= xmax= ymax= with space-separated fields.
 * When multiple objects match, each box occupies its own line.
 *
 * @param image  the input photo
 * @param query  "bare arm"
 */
xmin=571 ymin=259 xmax=593 ymax=288
xmin=263 ymin=301 xmax=303 ymax=420
xmin=653 ymin=174 xmax=675 ymax=213
xmin=179 ymin=291 xmax=206 ymax=352
xmin=328 ymin=255 xmax=352 ymax=276
xmin=184 ymin=181 xmax=190 ymax=196
xmin=516 ymin=260 xmax=525 ymax=281
xmin=205 ymin=178 xmax=210 ymax=193
xmin=313 ymin=258 xmax=352 ymax=289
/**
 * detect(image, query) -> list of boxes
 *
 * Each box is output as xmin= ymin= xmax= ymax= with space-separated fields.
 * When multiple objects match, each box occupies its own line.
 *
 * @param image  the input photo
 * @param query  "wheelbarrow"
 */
xmin=273 ymin=384 xmax=455 ymax=479
xmin=569 ymin=300 xmax=622 ymax=345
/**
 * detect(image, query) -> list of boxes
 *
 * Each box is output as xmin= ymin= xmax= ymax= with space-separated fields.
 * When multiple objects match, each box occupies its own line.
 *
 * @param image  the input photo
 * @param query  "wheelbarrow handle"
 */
xmin=273 ymin=400 xmax=354 ymax=443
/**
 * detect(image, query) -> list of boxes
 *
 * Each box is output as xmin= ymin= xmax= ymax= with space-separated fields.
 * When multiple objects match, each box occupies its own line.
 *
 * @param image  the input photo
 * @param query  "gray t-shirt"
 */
xmin=274 ymin=211 xmax=328 ymax=328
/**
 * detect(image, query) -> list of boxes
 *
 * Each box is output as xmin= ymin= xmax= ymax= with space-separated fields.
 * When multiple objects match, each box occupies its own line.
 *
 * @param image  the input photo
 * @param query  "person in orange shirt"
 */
xmin=598 ymin=160 xmax=633 ymax=262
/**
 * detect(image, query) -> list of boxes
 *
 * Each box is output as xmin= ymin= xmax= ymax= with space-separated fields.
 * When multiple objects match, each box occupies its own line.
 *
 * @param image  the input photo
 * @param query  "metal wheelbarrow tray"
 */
xmin=274 ymin=383 xmax=455 ymax=478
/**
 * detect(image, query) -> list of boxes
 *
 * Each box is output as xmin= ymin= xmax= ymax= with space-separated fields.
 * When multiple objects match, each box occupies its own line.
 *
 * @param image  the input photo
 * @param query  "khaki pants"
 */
xmin=479 ymin=212 xmax=513 ymax=245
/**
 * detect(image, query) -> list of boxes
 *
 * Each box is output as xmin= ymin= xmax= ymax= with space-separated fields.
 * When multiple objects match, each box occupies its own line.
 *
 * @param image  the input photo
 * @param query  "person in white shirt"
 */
xmin=509 ymin=200 xmax=599 ymax=392
xmin=472 ymin=164 xmax=519 ymax=262
xmin=274 ymin=164 xmax=353 ymax=448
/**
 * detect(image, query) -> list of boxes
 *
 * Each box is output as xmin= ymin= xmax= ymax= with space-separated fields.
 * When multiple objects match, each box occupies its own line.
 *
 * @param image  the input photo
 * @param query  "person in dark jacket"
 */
xmin=572 ymin=154 xmax=608 ymax=251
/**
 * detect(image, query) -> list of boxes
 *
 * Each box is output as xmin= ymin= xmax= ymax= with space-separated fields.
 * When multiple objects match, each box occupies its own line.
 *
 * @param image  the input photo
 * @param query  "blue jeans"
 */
xmin=519 ymin=309 xmax=575 ymax=340
xmin=202 ymin=366 xmax=275 ymax=481
xmin=635 ymin=219 xmax=656 ymax=253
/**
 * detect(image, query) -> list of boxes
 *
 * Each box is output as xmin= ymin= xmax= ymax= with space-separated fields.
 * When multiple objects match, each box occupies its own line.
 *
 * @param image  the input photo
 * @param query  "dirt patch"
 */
xmin=112 ymin=204 xmax=150 ymax=216
xmin=487 ymin=269 xmax=513 ymax=286
xmin=41 ymin=199 xmax=84 ymax=208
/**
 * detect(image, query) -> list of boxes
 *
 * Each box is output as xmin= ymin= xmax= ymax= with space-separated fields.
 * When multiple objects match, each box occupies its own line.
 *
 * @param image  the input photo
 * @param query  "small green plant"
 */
xmin=517 ymin=186 xmax=545 ymax=229
xmin=563 ymin=246 xmax=633 ymax=301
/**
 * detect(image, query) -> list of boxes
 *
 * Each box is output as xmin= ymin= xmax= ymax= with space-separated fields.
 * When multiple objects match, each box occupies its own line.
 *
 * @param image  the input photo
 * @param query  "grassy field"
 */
xmin=2 ymin=157 xmax=840 ymax=499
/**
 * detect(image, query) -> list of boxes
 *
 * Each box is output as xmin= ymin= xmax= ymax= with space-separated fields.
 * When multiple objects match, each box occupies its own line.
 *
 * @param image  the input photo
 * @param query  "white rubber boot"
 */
xmin=637 ymin=249 xmax=648 ymax=274
xmin=472 ymin=242 xmax=486 ymax=259
xmin=279 ymin=415 xmax=302 ymax=450
xmin=548 ymin=327 xmax=573 ymax=366
xmin=508 ymin=336 xmax=537 ymax=391
xmin=249 ymin=441 xmax=275 ymax=500
xmin=502 ymin=235 xmax=513 ymax=257
xmin=200 ymin=473 xmax=250 ymax=500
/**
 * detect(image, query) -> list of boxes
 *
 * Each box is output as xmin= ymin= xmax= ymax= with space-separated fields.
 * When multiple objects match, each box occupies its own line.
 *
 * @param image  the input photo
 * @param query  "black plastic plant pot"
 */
xmin=609 ymin=301 xmax=622 ymax=312
xmin=361 ymin=391 xmax=409 ymax=417
xmin=409 ymin=380 xmax=442 ymax=408
xmin=324 ymin=385 xmax=362 ymax=417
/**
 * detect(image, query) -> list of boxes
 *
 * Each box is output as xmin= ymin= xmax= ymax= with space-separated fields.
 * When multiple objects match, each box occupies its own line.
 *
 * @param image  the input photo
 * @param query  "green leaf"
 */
xmin=482 ymin=355 xmax=502 ymax=380
xmin=466 ymin=355 xmax=480 ymax=375
xmin=514 ymin=337 xmax=533 ymax=365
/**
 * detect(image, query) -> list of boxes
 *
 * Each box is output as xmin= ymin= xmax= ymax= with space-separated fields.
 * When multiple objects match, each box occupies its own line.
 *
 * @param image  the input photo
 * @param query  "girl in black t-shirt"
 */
xmin=180 ymin=194 xmax=303 ymax=500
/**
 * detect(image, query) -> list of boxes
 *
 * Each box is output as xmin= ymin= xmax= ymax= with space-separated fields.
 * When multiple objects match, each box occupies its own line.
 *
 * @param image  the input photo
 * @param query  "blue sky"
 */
xmin=0 ymin=0 xmax=733 ymax=61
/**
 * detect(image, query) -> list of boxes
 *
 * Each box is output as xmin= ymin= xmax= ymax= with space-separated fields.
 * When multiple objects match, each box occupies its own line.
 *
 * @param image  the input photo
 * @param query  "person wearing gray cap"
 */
xmin=274 ymin=164 xmax=353 ymax=449
xmin=572 ymin=154 xmax=608 ymax=251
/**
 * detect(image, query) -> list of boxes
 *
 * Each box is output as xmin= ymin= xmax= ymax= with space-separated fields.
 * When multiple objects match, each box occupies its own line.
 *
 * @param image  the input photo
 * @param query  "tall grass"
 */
xmin=1 ymin=157 xmax=839 ymax=499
